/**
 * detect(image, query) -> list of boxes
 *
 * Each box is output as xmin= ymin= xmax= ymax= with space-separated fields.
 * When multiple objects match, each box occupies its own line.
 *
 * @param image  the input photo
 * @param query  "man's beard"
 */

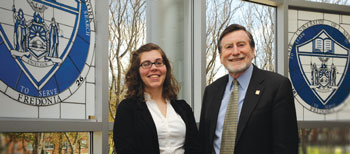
xmin=225 ymin=62 xmax=251 ymax=74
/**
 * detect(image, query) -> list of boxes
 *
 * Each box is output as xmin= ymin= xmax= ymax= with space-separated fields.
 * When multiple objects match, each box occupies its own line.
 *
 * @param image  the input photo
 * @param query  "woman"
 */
xmin=113 ymin=43 xmax=201 ymax=154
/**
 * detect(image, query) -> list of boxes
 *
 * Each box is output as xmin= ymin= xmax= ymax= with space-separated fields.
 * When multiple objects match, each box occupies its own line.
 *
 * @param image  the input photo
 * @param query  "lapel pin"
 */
xmin=255 ymin=90 xmax=260 ymax=95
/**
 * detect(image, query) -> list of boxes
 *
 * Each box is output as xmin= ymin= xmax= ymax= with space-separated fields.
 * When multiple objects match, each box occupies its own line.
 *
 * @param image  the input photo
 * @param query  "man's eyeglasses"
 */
xmin=140 ymin=59 xmax=165 ymax=69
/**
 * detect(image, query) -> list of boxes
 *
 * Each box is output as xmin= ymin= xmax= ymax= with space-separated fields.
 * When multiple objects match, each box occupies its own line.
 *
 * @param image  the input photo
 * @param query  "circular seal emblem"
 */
xmin=0 ymin=0 xmax=95 ymax=106
xmin=289 ymin=19 xmax=350 ymax=114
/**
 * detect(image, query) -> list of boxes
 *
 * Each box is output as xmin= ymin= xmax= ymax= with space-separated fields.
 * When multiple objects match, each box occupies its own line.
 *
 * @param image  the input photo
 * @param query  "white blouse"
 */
xmin=145 ymin=93 xmax=186 ymax=154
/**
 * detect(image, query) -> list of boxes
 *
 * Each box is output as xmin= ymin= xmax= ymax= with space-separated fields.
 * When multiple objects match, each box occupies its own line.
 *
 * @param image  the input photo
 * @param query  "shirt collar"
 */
xmin=144 ymin=92 xmax=170 ymax=104
xmin=144 ymin=92 xmax=151 ymax=102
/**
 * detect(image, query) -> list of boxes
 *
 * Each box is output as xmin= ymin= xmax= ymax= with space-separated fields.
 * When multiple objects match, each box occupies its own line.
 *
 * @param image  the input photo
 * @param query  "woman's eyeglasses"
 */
xmin=140 ymin=59 xmax=164 ymax=69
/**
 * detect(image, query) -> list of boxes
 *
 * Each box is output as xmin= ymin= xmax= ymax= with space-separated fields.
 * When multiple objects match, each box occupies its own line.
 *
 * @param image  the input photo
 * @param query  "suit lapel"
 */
xmin=171 ymin=100 xmax=187 ymax=123
xmin=236 ymin=66 xmax=264 ymax=143
xmin=208 ymin=75 xmax=228 ymax=142
xmin=136 ymin=100 xmax=159 ymax=146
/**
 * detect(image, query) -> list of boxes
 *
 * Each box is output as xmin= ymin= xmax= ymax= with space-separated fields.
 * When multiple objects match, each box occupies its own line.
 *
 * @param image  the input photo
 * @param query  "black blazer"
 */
xmin=199 ymin=65 xmax=299 ymax=154
xmin=113 ymin=98 xmax=202 ymax=154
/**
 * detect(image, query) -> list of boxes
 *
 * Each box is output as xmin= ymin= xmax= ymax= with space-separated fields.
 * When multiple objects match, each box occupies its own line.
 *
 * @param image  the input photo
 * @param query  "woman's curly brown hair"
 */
xmin=124 ymin=43 xmax=179 ymax=102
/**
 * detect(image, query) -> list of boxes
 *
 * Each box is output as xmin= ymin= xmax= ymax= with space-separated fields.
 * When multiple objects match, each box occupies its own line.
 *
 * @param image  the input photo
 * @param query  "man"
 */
xmin=199 ymin=24 xmax=299 ymax=154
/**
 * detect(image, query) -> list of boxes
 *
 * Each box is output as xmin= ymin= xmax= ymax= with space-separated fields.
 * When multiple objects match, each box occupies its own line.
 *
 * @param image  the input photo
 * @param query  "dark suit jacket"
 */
xmin=199 ymin=65 xmax=299 ymax=154
xmin=113 ymin=98 xmax=202 ymax=154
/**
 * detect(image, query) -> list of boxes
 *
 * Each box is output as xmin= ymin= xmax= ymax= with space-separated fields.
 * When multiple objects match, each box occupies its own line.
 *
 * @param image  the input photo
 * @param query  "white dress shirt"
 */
xmin=145 ymin=93 xmax=186 ymax=154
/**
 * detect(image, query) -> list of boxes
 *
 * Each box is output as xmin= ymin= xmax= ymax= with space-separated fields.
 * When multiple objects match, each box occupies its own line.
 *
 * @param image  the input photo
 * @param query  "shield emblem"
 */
xmin=27 ymin=18 xmax=49 ymax=60
xmin=289 ymin=20 xmax=350 ymax=111
xmin=0 ymin=0 xmax=93 ymax=105
xmin=295 ymin=29 xmax=349 ymax=105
